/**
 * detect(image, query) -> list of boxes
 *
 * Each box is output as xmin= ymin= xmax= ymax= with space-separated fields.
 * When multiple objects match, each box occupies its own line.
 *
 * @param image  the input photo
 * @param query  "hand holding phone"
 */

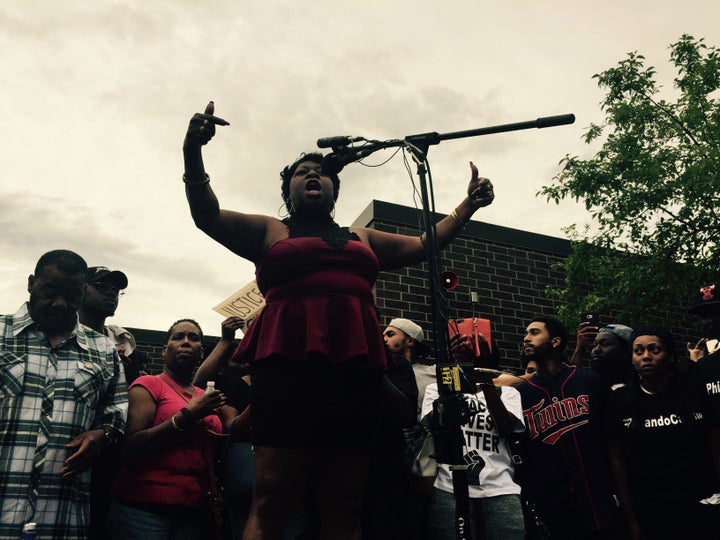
xmin=448 ymin=318 xmax=492 ymax=358
xmin=580 ymin=312 xmax=600 ymax=326
xmin=577 ymin=312 xmax=600 ymax=350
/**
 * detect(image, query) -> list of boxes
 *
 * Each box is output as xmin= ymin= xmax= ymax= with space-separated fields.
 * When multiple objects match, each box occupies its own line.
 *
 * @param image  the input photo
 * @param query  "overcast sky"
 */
xmin=1 ymin=0 xmax=717 ymax=337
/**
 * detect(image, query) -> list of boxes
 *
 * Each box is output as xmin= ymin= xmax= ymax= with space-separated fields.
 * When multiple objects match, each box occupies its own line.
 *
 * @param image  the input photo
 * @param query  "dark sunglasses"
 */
xmin=89 ymin=281 xmax=124 ymax=296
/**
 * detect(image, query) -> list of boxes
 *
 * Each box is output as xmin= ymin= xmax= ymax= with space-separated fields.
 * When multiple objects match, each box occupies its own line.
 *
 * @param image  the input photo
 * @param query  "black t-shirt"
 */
xmin=691 ymin=350 xmax=720 ymax=427
xmin=606 ymin=377 xmax=718 ymax=502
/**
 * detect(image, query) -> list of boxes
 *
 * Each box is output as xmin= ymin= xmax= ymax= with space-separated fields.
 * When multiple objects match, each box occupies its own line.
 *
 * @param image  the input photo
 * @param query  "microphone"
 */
xmin=316 ymin=135 xmax=364 ymax=149
xmin=321 ymin=145 xmax=377 ymax=176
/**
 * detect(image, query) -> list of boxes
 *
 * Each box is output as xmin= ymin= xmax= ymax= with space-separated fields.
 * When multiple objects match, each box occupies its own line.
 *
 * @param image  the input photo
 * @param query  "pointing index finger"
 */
xmin=202 ymin=101 xmax=230 ymax=126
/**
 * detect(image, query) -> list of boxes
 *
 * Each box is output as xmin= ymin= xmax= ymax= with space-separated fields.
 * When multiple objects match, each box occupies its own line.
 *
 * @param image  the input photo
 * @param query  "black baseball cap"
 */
xmin=86 ymin=266 xmax=128 ymax=289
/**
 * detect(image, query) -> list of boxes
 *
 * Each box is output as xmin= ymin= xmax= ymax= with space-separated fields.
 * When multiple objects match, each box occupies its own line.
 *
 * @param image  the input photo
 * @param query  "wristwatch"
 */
xmin=102 ymin=427 xmax=118 ymax=445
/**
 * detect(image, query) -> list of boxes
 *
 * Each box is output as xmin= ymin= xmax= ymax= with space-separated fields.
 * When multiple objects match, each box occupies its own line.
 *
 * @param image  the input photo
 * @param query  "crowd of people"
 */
xmin=1 ymin=102 xmax=720 ymax=540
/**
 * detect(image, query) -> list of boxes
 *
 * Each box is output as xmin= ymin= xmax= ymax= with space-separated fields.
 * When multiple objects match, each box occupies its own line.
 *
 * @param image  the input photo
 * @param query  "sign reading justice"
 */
xmin=212 ymin=280 xmax=265 ymax=334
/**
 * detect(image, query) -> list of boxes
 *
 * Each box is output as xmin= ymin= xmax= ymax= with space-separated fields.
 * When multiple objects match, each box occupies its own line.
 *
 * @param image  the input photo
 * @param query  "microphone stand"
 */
xmin=320 ymin=113 xmax=574 ymax=540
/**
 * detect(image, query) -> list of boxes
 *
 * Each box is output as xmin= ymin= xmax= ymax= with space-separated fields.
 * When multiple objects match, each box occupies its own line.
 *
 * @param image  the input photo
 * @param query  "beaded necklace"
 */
xmin=282 ymin=213 xmax=359 ymax=249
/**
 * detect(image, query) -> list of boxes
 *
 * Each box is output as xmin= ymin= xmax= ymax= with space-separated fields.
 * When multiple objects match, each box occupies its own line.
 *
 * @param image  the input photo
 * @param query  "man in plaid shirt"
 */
xmin=0 ymin=249 xmax=128 ymax=539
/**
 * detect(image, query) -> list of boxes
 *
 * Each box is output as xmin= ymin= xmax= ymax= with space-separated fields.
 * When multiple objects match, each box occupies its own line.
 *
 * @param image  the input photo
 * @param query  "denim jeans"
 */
xmin=224 ymin=442 xmax=256 ymax=537
xmin=106 ymin=498 xmax=207 ymax=540
xmin=428 ymin=488 xmax=525 ymax=540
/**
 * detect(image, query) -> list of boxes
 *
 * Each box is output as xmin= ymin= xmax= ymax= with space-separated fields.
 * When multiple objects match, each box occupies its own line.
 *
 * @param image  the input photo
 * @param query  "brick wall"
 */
xmin=353 ymin=200 xmax=703 ymax=373
xmin=128 ymin=199 xmax=704 ymax=375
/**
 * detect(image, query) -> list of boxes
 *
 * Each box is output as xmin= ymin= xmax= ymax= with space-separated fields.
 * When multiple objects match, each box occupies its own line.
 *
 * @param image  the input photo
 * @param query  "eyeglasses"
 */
xmin=89 ymin=282 xmax=125 ymax=296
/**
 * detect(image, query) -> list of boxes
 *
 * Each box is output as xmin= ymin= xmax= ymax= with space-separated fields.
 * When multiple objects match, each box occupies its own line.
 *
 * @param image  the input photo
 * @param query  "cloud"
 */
xmin=1 ymin=0 xmax=718 ymax=333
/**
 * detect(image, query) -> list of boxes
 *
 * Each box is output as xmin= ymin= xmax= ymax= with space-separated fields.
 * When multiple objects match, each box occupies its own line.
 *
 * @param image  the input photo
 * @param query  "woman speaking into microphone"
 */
xmin=181 ymin=101 xmax=495 ymax=540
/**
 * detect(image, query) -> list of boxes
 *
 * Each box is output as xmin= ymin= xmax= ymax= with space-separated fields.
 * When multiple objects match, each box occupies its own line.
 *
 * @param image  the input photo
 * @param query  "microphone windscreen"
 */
xmin=320 ymin=153 xmax=344 ymax=176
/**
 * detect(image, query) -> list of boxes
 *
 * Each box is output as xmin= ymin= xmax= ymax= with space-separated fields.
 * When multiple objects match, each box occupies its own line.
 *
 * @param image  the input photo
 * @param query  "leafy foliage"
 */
xmin=539 ymin=35 xmax=720 ymax=326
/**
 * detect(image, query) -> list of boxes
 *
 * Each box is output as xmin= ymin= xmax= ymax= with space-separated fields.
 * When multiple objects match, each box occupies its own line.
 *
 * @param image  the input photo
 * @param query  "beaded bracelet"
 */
xmin=182 ymin=173 xmax=210 ymax=186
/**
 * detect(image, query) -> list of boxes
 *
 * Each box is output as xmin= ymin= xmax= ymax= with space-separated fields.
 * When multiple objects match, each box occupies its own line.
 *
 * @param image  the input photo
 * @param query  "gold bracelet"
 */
xmin=182 ymin=173 xmax=210 ymax=186
xmin=450 ymin=208 xmax=465 ymax=229
xmin=170 ymin=415 xmax=184 ymax=431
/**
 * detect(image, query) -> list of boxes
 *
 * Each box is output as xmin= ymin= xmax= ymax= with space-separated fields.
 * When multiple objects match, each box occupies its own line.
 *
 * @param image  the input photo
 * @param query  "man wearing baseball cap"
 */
xmin=79 ymin=266 xmax=147 ymax=540
xmin=81 ymin=267 xmax=128 ymax=322
xmin=384 ymin=318 xmax=430 ymax=357
xmin=383 ymin=318 xmax=432 ymax=413
xmin=590 ymin=324 xmax=634 ymax=389
xmin=361 ymin=318 xmax=423 ymax=539
xmin=79 ymin=266 xmax=146 ymax=380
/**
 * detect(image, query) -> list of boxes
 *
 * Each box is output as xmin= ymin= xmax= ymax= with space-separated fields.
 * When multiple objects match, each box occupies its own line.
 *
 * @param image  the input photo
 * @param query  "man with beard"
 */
xmin=0 ymin=250 xmax=128 ymax=539
xmin=515 ymin=315 xmax=620 ymax=540
xmin=383 ymin=318 xmax=430 ymax=417
xmin=79 ymin=266 xmax=147 ymax=540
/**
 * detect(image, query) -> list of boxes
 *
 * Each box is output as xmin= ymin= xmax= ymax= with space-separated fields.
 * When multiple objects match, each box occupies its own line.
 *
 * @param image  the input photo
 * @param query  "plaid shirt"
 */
xmin=0 ymin=303 xmax=128 ymax=540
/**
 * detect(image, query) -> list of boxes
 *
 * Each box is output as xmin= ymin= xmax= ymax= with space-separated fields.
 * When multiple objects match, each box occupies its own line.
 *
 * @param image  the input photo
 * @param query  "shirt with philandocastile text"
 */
xmin=690 ymin=349 xmax=720 ymax=427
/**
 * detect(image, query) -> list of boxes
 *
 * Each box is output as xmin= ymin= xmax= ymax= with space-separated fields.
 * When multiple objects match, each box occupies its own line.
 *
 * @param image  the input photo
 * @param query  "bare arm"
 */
xmin=492 ymin=373 xmax=527 ymax=387
xmin=354 ymin=162 xmax=494 ymax=270
xmin=121 ymin=385 xmax=226 ymax=464
xmin=220 ymin=404 xmax=240 ymax=431
xmin=569 ymin=322 xmax=598 ymax=369
xmin=121 ymin=386 xmax=177 ymax=464
xmin=479 ymin=383 xmax=516 ymax=439
xmin=447 ymin=332 xmax=516 ymax=438
xmin=193 ymin=316 xmax=244 ymax=387
xmin=226 ymin=404 xmax=252 ymax=442
xmin=183 ymin=102 xmax=281 ymax=262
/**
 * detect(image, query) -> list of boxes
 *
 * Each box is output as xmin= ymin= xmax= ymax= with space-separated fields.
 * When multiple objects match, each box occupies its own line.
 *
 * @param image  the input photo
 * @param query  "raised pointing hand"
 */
xmin=203 ymin=101 xmax=229 ymax=123
xmin=185 ymin=101 xmax=230 ymax=147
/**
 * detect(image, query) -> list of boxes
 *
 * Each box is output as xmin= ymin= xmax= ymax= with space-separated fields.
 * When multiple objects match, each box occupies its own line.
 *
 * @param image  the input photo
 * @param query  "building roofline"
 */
xmin=351 ymin=200 xmax=571 ymax=256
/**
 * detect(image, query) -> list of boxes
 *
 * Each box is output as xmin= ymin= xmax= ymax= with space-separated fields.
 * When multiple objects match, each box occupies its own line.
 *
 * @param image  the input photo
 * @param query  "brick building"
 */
xmin=132 ymin=199 xmax=703 ymax=374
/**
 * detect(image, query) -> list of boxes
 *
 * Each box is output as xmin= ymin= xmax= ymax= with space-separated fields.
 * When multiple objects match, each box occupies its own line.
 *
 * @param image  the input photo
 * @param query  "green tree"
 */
xmin=540 ymin=35 xmax=720 ymax=326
